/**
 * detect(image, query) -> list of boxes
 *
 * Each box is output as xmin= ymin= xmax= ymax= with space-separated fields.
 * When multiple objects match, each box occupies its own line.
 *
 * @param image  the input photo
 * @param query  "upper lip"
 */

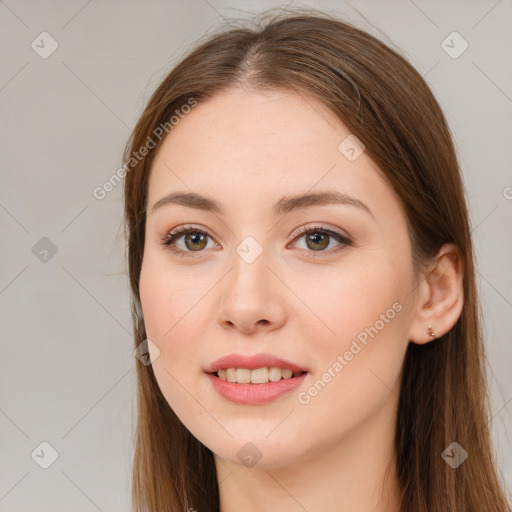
xmin=205 ymin=353 xmax=308 ymax=374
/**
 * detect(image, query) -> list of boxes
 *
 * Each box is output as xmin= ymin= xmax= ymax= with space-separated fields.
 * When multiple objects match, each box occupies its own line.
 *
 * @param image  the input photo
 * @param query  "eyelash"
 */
xmin=160 ymin=224 xmax=353 ymax=259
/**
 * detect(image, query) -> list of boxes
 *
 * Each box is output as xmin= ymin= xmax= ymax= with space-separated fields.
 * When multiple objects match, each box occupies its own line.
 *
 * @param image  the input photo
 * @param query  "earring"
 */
xmin=427 ymin=325 xmax=437 ymax=338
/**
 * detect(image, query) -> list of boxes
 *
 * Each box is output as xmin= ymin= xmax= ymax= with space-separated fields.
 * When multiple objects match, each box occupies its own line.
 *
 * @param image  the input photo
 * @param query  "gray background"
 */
xmin=0 ymin=1 xmax=511 ymax=510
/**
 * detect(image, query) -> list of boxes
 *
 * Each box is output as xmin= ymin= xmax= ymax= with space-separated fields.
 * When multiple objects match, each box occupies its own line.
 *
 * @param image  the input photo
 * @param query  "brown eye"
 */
xmin=162 ymin=227 xmax=216 ymax=257
xmin=305 ymin=232 xmax=330 ymax=251
xmin=291 ymin=225 xmax=353 ymax=256
xmin=183 ymin=232 xmax=208 ymax=251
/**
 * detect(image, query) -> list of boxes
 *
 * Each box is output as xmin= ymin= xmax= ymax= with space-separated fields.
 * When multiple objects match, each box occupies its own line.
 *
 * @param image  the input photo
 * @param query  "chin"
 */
xmin=201 ymin=431 xmax=308 ymax=470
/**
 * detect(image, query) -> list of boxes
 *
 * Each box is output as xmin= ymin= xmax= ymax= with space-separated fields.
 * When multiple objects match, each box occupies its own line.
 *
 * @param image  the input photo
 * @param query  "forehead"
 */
xmin=146 ymin=88 xmax=396 ymax=217
xmin=152 ymin=88 xmax=347 ymax=169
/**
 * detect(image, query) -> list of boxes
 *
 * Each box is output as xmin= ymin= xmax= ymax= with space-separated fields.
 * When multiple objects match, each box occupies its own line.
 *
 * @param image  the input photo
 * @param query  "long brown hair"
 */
xmin=123 ymin=9 xmax=511 ymax=511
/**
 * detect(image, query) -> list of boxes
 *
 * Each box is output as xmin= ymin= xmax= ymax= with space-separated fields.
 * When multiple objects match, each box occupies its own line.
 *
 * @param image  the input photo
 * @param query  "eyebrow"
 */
xmin=150 ymin=190 xmax=374 ymax=218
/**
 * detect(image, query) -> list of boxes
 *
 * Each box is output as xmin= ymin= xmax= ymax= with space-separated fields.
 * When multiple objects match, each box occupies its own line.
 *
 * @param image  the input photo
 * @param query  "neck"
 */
xmin=214 ymin=393 xmax=401 ymax=512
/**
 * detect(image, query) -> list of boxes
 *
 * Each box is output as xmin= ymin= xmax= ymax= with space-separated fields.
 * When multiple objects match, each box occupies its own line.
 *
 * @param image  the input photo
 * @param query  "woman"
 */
xmin=123 ymin=9 xmax=511 ymax=512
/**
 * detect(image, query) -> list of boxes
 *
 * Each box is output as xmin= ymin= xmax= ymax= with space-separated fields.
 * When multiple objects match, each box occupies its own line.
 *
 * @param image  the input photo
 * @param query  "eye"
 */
xmin=161 ymin=224 xmax=353 ymax=258
xmin=289 ymin=225 xmax=353 ymax=256
xmin=161 ymin=225 xmax=217 ymax=258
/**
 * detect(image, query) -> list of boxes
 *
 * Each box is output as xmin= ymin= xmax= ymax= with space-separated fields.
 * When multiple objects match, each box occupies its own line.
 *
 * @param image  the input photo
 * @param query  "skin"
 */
xmin=139 ymin=87 xmax=464 ymax=512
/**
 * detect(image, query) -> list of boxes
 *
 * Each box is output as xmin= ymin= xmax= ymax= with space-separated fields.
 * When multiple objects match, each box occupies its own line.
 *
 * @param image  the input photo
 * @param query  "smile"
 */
xmin=213 ymin=367 xmax=306 ymax=384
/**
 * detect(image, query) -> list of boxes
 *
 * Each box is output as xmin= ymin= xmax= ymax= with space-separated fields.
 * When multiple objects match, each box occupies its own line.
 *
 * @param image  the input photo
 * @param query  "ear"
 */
xmin=408 ymin=243 xmax=464 ymax=344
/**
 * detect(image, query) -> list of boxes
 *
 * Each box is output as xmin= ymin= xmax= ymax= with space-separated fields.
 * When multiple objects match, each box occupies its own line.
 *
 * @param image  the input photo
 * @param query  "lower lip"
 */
xmin=206 ymin=372 xmax=308 ymax=404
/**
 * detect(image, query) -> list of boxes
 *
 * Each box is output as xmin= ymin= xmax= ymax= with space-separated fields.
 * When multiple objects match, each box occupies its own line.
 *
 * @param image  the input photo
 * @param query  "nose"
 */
xmin=216 ymin=248 xmax=287 ymax=335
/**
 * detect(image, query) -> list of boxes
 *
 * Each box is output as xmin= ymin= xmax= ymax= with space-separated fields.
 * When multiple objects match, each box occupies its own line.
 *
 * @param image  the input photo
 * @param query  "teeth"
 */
xmin=216 ymin=367 xmax=299 ymax=384
xmin=268 ymin=367 xmax=282 ymax=382
xmin=250 ymin=367 xmax=268 ymax=383
xmin=236 ymin=368 xmax=251 ymax=384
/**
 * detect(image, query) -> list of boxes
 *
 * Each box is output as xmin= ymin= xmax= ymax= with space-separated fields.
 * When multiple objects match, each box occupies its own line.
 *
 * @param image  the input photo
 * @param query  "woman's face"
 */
xmin=140 ymin=87 xmax=419 ymax=468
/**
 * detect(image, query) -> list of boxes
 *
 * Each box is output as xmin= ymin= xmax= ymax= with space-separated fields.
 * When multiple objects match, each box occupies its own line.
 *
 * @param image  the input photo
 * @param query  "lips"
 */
xmin=204 ymin=353 xmax=309 ymax=374
xmin=206 ymin=371 xmax=308 ymax=404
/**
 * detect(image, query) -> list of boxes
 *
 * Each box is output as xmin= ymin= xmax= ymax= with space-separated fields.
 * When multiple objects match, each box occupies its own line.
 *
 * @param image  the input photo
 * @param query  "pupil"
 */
xmin=308 ymin=233 xmax=328 ymax=250
xmin=186 ymin=232 xmax=206 ymax=250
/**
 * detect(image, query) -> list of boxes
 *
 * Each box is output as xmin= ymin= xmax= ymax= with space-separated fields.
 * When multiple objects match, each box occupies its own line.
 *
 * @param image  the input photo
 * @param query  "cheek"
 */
xmin=302 ymin=253 xmax=407 ymax=344
xmin=139 ymin=252 xmax=209 ymax=340
xmin=139 ymin=256 xmax=197 ymax=378
xmin=138 ymin=254 xmax=213 ymax=411
xmin=297 ymin=254 xmax=410 ymax=402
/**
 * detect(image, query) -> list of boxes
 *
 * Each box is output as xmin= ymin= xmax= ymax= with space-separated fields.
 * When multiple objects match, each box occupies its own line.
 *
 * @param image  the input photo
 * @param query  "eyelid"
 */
xmin=166 ymin=223 xmax=351 ymax=242
xmin=289 ymin=223 xmax=352 ymax=241
xmin=167 ymin=223 xmax=215 ymax=239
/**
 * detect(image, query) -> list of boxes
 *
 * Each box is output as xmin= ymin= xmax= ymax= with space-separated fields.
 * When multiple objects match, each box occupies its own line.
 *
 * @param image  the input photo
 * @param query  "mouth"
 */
xmin=204 ymin=353 xmax=309 ymax=403
xmin=206 ymin=367 xmax=308 ymax=384
xmin=205 ymin=368 xmax=309 ymax=404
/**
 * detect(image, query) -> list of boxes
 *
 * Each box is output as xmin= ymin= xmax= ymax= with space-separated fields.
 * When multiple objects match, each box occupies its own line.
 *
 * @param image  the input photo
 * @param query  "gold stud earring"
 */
xmin=427 ymin=325 xmax=437 ymax=338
